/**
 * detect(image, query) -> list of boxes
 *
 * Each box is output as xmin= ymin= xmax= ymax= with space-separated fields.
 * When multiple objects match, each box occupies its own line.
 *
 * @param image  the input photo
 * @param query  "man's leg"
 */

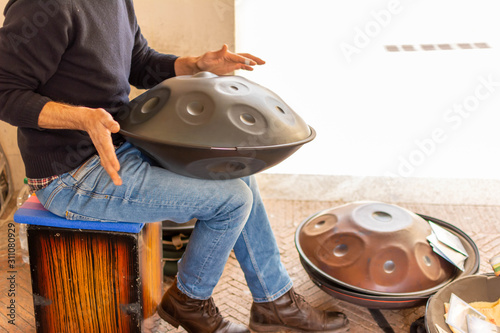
xmin=36 ymin=142 xmax=254 ymax=298
xmin=232 ymin=176 xmax=292 ymax=301
xmin=229 ymin=178 xmax=349 ymax=333
xmin=37 ymin=143 xmax=254 ymax=332
xmin=36 ymin=142 xmax=348 ymax=332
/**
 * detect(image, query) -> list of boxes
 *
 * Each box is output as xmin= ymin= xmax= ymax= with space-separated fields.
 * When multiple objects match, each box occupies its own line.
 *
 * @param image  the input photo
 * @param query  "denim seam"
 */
xmin=66 ymin=184 xmax=219 ymax=213
xmin=69 ymin=154 xmax=100 ymax=180
xmin=192 ymin=202 xmax=235 ymax=277
xmin=177 ymin=219 xmax=229 ymax=300
xmin=241 ymin=227 xmax=271 ymax=300
xmin=252 ymin=280 xmax=293 ymax=303
xmin=65 ymin=210 xmax=119 ymax=223
xmin=241 ymin=227 xmax=293 ymax=303
xmin=177 ymin=276 xmax=210 ymax=301
xmin=195 ymin=222 xmax=224 ymax=284
xmin=42 ymin=180 xmax=66 ymax=209
xmin=44 ymin=178 xmax=217 ymax=222
xmin=177 ymin=202 xmax=238 ymax=299
xmin=85 ymin=182 xmax=221 ymax=208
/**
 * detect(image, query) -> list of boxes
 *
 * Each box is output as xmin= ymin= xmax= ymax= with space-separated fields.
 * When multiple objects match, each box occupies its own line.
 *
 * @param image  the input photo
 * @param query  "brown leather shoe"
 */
xmin=249 ymin=288 xmax=349 ymax=332
xmin=157 ymin=278 xmax=250 ymax=333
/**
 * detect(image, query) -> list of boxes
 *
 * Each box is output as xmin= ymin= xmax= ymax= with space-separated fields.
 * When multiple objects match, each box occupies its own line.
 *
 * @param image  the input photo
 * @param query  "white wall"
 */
xmin=0 ymin=0 xmax=235 ymax=189
xmin=236 ymin=0 xmax=500 ymax=180
xmin=2 ymin=0 xmax=500 ymax=185
xmin=131 ymin=0 xmax=235 ymax=97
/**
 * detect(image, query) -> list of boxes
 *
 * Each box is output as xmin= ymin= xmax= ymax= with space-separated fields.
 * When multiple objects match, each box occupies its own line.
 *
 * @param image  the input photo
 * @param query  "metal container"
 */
xmin=425 ymin=274 xmax=499 ymax=332
xmin=296 ymin=202 xmax=479 ymax=309
xmin=300 ymin=256 xmax=430 ymax=309
xmin=118 ymin=72 xmax=315 ymax=179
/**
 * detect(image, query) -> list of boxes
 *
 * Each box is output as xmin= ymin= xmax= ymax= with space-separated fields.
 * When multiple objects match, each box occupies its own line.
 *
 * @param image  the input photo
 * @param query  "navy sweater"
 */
xmin=0 ymin=0 xmax=178 ymax=178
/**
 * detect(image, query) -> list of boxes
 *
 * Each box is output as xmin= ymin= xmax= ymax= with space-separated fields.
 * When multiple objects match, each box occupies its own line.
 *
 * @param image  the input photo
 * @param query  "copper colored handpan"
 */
xmin=118 ymin=72 xmax=315 ymax=179
xmin=296 ymin=202 xmax=458 ymax=296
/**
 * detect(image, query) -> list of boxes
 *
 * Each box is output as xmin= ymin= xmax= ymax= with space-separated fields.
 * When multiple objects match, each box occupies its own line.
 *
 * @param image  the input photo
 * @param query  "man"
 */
xmin=0 ymin=0 xmax=349 ymax=332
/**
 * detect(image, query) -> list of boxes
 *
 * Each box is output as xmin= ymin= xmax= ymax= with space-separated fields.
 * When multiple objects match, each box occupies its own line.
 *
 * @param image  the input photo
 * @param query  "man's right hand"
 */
xmin=38 ymin=101 xmax=123 ymax=186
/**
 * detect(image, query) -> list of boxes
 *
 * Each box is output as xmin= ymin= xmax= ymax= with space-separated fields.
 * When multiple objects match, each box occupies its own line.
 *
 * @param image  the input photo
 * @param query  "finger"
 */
xmin=98 ymin=133 xmax=121 ymax=174
xmin=107 ymin=119 xmax=120 ymax=133
xmin=237 ymin=53 xmax=266 ymax=65
xmin=238 ymin=64 xmax=255 ymax=71
xmin=96 ymin=133 xmax=121 ymax=174
xmin=101 ymin=159 xmax=122 ymax=185
xmin=227 ymin=52 xmax=258 ymax=66
xmin=213 ymin=44 xmax=229 ymax=59
xmin=84 ymin=108 xmax=123 ymax=186
xmin=94 ymin=121 xmax=122 ymax=185
xmin=103 ymin=149 xmax=121 ymax=173
xmin=98 ymin=145 xmax=122 ymax=186
xmin=100 ymin=111 xmax=121 ymax=133
xmin=107 ymin=168 xmax=122 ymax=186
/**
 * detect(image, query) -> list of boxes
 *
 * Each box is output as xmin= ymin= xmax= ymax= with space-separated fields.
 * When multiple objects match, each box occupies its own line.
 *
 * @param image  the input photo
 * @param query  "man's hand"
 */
xmin=196 ymin=44 xmax=265 ymax=74
xmin=175 ymin=44 xmax=265 ymax=76
xmin=81 ymin=108 xmax=122 ymax=186
xmin=38 ymin=102 xmax=122 ymax=186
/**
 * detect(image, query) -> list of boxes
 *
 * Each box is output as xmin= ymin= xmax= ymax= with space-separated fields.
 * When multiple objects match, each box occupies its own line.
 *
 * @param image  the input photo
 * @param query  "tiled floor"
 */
xmin=0 ymin=175 xmax=498 ymax=332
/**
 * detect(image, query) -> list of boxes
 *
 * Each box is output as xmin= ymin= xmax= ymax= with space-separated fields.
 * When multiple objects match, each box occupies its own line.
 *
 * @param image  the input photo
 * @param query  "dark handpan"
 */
xmin=118 ymin=72 xmax=315 ymax=179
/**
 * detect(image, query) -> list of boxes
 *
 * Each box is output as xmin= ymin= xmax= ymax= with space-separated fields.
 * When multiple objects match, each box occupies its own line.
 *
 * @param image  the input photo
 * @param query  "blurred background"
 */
xmin=236 ymin=0 xmax=500 ymax=179
xmin=1 ymin=0 xmax=499 ymax=191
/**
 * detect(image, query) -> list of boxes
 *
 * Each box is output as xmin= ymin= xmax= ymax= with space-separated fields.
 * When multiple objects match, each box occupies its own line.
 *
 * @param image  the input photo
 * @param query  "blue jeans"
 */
xmin=36 ymin=142 xmax=292 ymax=302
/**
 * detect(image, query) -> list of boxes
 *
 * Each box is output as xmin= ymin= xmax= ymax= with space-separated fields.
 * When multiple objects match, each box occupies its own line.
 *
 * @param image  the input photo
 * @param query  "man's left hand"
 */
xmin=196 ymin=44 xmax=265 ymax=74
xmin=174 ymin=44 xmax=265 ymax=76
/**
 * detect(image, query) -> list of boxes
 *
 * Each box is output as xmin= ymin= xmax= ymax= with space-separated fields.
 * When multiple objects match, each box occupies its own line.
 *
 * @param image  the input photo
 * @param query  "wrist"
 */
xmin=174 ymin=56 xmax=201 ymax=76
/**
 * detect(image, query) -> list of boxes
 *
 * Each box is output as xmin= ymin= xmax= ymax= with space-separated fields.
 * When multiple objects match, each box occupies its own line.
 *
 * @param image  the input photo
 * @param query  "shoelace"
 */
xmin=197 ymin=297 xmax=221 ymax=317
xmin=289 ymin=290 xmax=307 ymax=306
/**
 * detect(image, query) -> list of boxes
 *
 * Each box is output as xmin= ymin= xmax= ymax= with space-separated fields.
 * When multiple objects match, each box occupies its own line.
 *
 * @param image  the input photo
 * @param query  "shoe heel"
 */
xmin=156 ymin=304 xmax=180 ymax=328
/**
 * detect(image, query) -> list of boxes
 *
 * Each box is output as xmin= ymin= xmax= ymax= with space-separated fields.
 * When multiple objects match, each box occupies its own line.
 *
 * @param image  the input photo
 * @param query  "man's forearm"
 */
xmin=38 ymin=101 xmax=121 ymax=151
xmin=38 ymin=101 xmax=92 ymax=130
xmin=38 ymin=101 xmax=123 ymax=185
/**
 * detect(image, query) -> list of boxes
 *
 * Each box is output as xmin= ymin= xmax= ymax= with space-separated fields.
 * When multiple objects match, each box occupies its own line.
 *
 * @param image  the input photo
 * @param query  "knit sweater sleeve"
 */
xmin=0 ymin=0 xmax=73 ymax=129
xmin=128 ymin=24 xmax=179 ymax=90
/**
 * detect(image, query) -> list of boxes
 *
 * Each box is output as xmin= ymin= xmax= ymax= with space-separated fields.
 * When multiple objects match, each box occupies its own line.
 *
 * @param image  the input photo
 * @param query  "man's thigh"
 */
xmin=37 ymin=143 xmax=251 ymax=223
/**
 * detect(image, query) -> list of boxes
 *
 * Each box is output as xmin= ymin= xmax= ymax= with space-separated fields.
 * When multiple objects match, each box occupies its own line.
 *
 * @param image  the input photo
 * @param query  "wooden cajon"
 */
xmin=14 ymin=196 xmax=162 ymax=332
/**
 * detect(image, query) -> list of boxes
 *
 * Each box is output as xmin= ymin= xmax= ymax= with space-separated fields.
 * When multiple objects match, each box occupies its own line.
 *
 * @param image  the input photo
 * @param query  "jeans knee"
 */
xmin=228 ymin=181 xmax=253 ymax=223
xmin=197 ymin=179 xmax=254 ymax=231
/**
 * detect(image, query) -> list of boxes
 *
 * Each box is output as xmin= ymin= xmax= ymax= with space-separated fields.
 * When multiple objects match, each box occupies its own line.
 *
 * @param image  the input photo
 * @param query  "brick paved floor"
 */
xmin=161 ymin=199 xmax=499 ymax=333
xmin=1 ymin=187 xmax=498 ymax=332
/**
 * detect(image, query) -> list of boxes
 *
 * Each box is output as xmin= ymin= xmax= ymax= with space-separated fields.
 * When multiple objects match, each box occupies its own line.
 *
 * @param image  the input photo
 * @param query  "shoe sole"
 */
xmin=157 ymin=304 xmax=192 ymax=333
xmin=249 ymin=322 xmax=350 ymax=333
xmin=157 ymin=303 xmax=251 ymax=333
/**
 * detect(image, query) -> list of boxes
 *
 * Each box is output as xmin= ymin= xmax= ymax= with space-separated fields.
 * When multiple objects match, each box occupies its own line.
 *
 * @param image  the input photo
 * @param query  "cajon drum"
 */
xmin=14 ymin=196 xmax=162 ymax=332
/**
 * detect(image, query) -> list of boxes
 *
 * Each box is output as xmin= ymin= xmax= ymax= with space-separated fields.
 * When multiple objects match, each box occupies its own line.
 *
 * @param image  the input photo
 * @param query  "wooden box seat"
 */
xmin=14 ymin=196 xmax=162 ymax=333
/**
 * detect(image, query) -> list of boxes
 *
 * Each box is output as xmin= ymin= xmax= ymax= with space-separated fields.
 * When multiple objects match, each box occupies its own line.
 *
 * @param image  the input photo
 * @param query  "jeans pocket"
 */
xmin=65 ymin=210 xmax=118 ymax=223
xmin=64 ymin=155 xmax=102 ymax=191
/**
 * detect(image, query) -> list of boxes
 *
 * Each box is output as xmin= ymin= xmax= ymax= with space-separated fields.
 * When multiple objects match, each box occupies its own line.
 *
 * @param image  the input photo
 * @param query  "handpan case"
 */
xmin=295 ymin=201 xmax=479 ymax=309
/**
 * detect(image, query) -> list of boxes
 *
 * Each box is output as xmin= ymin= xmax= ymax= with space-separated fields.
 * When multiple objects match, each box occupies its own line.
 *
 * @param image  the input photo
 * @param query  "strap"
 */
xmin=368 ymin=308 xmax=395 ymax=333
xmin=164 ymin=233 xmax=189 ymax=250
xmin=410 ymin=316 xmax=427 ymax=333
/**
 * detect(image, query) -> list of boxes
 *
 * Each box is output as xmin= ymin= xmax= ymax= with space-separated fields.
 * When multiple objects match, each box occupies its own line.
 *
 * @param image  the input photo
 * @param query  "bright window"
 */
xmin=236 ymin=0 xmax=500 ymax=179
